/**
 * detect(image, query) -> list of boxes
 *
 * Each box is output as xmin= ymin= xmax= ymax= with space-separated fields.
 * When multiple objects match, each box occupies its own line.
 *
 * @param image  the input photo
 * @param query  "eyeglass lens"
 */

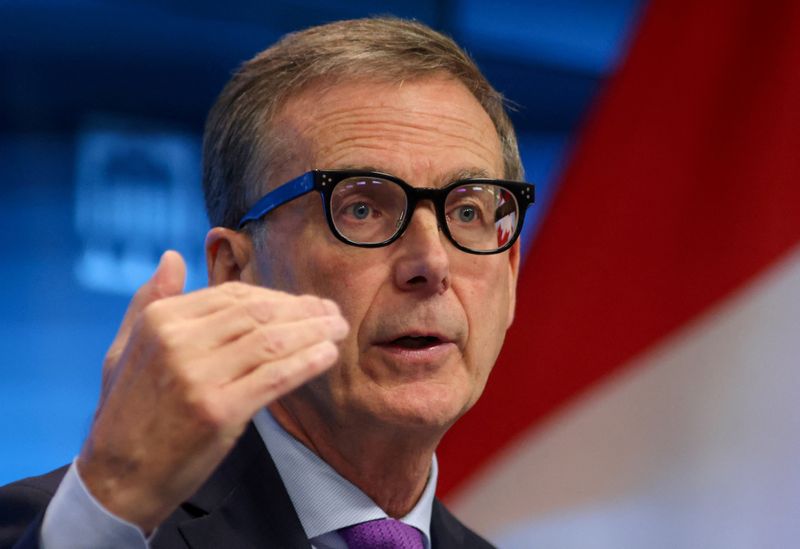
xmin=329 ymin=176 xmax=519 ymax=252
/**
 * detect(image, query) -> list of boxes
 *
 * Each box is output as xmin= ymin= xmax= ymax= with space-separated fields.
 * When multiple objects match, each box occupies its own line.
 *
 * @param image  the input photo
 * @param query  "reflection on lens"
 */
xmin=445 ymin=184 xmax=518 ymax=251
xmin=330 ymin=177 xmax=407 ymax=244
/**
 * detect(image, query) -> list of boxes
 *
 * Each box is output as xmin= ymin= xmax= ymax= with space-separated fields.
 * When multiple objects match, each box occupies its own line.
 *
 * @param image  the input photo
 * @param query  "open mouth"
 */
xmin=388 ymin=335 xmax=443 ymax=349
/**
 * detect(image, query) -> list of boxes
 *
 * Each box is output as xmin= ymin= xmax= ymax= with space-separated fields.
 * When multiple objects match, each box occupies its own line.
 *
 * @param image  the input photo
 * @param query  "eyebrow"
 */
xmin=329 ymin=165 xmax=495 ymax=187
xmin=441 ymin=167 xmax=494 ymax=183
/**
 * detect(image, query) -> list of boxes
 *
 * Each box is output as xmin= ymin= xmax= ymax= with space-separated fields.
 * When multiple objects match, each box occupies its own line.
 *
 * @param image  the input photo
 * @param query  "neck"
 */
xmin=269 ymin=401 xmax=440 ymax=517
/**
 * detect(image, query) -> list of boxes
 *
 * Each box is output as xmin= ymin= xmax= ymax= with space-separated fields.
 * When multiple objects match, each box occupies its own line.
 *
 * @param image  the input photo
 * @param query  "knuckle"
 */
xmin=257 ymin=344 xmax=337 ymax=399
xmin=220 ymin=281 xmax=252 ymax=299
xmin=187 ymin=390 xmax=230 ymax=429
xmin=254 ymin=326 xmax=287 ymax=358
xmin=306 ymin=341 xmax=338 ymax=371
xmin=138 ymin=301 xmax=171 ymax=339
xmin=243 ymin=298 xmax=275 ymax=324
xmin=145 ymin=321 xmax=180 ymax=357
xmin=141 ymin=298 xmax=168 ymax=322
xmin=261 ymin=367 xmax=293 ymax=396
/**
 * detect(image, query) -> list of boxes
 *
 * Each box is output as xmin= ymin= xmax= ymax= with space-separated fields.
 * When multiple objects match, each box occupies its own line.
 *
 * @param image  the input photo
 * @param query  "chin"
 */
xmin=359 ymin=378 xmax=479 ymax=434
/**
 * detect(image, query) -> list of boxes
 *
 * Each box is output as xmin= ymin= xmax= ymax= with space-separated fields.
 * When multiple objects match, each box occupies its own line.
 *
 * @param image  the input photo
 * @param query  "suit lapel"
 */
xmin=172 ymin=423 xmax=311 ymax=549
xmin=430 ymin=499 xmax=465 ymax=549
xmin=430 ymin=498 xmax=496 ymax=549
xmin=154 ymin=423 xmax=488 ymax=549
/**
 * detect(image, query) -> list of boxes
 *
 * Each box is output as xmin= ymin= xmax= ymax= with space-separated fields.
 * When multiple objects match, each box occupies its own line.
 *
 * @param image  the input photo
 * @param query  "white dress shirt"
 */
xmin=40 ymin=410 xmax=437 ymax=549
xmin=253 ymin=408 xmax=436 ymax=549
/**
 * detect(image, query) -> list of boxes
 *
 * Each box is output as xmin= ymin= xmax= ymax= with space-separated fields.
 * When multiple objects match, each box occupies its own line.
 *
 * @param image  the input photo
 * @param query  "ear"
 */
xmin=505 ymin=240 xmax=521 ymax=329
xmin=205 ymin=227 xmax=258 ymax=286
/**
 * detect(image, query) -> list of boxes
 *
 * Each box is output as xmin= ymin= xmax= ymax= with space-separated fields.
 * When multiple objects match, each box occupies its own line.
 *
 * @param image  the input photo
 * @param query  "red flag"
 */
xmin=439 ymin=0 xmax=800 ymax=511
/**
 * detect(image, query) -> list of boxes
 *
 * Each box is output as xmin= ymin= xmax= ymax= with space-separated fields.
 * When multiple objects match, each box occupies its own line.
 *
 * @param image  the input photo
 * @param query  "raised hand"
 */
xmin=77 ymin=251 xmax=348 ymax=532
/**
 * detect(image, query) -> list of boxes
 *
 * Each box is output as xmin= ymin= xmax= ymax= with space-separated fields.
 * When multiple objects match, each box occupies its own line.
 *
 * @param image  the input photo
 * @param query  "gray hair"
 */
xmin=202 ymin=17 xmax=524 ymax=229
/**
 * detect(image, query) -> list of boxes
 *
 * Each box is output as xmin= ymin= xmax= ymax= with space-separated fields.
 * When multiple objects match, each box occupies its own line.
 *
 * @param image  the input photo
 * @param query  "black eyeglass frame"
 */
xmin=238 ymin=169 xmax=535 ymax=255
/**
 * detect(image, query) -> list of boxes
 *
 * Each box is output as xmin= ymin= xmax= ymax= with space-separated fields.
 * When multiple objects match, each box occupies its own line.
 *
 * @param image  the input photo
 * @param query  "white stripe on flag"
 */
xmin=451 ymin=243 xmax=800 ymax=548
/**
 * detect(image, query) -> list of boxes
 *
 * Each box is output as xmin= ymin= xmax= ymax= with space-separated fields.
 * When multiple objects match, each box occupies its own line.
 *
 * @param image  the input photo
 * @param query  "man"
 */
xmin=0 ymin=17 xmax=532 ymax=548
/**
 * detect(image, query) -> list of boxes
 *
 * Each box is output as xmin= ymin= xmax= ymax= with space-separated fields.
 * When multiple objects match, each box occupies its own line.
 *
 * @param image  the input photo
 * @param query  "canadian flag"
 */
xmin=438 ymin=0 xmax=800 ymax=546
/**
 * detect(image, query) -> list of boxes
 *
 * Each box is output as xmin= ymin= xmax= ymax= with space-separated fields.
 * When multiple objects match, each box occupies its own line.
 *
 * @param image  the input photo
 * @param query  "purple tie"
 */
xmin=338 ymin=518 xmax=425 ymax=549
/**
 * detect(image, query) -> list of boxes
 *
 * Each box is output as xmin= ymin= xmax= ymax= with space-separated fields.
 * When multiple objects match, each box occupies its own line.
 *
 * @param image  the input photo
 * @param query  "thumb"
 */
xmin=105 ymin=250 xmax=187 ymax=366
xmin=150 ymin=250 xmax=187 ymax=300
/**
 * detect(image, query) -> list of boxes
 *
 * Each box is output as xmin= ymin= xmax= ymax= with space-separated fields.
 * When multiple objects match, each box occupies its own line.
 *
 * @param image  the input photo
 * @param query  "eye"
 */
xmin=346 ymin=201 xmax=377 ymax=220
xmin=454 ymin=205 xmax=478 ymax=223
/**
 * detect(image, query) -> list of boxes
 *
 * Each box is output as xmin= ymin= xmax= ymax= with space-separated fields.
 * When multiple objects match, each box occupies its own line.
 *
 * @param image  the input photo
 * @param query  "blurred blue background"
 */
xmin=0 ymin=0 xmax=642 ymax=484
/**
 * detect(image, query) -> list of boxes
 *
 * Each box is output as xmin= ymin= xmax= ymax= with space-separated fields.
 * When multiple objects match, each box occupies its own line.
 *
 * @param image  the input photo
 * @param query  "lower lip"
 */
xmin=374 ymin=341 xmax=457 ymax=366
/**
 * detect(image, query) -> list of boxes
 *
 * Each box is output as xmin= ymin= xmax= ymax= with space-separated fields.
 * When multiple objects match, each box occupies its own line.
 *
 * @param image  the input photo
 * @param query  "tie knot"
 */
xmin=339 ymin=518 xmax=424 ymax=549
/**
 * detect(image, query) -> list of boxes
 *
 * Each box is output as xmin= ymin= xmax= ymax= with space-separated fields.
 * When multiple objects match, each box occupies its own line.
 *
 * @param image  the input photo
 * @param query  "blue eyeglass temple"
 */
xmin=238 ymin=172 xmax=316 ymax=229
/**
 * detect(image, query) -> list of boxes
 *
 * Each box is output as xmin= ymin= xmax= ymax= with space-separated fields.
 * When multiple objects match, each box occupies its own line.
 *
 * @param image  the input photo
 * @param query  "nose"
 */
xmin=392 ymin=204 xmax=451 ymax=295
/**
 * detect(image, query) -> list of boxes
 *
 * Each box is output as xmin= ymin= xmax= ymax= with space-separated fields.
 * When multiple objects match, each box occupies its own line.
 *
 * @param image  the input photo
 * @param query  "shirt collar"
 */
xmin=252 ymin=409 xmax=437 ymax=546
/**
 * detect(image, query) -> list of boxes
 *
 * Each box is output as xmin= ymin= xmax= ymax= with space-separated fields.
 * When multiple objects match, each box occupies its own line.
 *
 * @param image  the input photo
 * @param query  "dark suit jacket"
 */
xmin=0 ymin=424 xmax=494 ymax=548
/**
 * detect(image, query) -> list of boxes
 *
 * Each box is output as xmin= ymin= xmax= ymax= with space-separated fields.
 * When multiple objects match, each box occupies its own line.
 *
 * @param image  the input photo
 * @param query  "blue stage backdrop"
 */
xmin=0 ymin=2 xmax=645 ymax=546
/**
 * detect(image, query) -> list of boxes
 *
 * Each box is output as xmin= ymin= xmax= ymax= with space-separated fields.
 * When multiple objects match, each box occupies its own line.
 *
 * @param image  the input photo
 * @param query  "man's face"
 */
xmin=253 ymin=75 xmax=519 ymax=434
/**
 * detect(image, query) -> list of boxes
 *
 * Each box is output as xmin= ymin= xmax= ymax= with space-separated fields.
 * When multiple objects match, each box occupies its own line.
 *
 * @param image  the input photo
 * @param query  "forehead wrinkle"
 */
xmin=317 ymin=115 xmax=495 ymax=146
xmin=306 ymin=104 xmax=495 ymax=148
xmin=319 ymin=143 xmax=499 ymax=183
xmin=310 ymin=119 xmax=500 ymax=174
xmin=309 ymin=102 xmax=485 ymax=133
xmin=276 ymin=77 xmax=504 ymax=180
xmin=317 ymin=127 xmax=497 ymax=162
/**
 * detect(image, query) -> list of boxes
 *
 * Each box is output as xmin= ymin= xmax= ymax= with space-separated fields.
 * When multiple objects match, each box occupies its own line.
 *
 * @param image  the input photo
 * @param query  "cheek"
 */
xmin=457 ymin=254 xmax=512 ymax=311
xmin=455 ymin=257 xmax=513 ymax=364
xmin=303 ymin=249 xmax=391 ymax=337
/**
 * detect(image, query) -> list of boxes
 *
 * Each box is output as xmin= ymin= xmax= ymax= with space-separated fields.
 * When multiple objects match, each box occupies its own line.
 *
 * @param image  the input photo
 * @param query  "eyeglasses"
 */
xmin=238 ymin=170 xmax=535 ymax=255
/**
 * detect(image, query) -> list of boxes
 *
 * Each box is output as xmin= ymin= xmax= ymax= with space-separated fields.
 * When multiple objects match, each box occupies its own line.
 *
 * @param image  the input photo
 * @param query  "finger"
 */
xmin=177 ymin=295 xmax=348 ymax=351
xmin=154 ymin=250 xmax=187 ymax=297
xmin=226 ymin=340 xmax=340 ymax=420
xmin=151 ymin=282 xmax=341 ymax=321
xmin=105 ymin=251 xmax=187 ymax=365
xmin=193 ymin=314 xmax=349 ymax=382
